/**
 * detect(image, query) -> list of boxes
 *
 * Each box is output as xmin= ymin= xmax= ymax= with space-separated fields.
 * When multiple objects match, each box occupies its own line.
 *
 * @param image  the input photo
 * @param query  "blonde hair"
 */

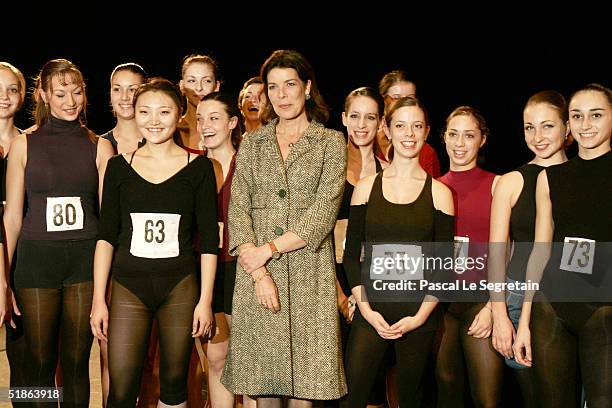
xmin=0 ymin=61 xmax=27 ymax=109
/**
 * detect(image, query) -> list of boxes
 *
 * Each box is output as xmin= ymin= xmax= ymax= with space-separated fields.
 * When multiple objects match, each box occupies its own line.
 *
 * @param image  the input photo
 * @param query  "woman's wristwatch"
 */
xmin=268 ymin=240 xmax=281 ymax=260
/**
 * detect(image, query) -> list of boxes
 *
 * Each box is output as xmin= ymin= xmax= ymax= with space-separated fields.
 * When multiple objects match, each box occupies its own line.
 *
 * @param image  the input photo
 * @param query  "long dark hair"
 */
xmin=259 ymin=50 xmax=329 ymax=124
xmin=201 ymin=92 xmax=243 ymax=150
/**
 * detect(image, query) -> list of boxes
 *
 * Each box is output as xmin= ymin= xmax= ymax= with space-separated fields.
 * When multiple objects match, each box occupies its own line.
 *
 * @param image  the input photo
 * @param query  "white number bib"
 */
xmin=130 ymin=213 xmax=181 ymax=259
xmin=560 ymin=236 xmax=595 ymax=275
xmin=46 ymin=196 xmax=84 ymax=232
xmin=453 ymin=236 xmax=469 ymax=274
xmin=370 ymin=243 xmax=423 ymax=280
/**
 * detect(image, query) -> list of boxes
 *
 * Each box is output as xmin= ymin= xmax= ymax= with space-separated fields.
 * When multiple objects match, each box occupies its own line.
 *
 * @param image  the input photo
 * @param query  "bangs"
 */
xmin=51 ymin=69 xmax=84 ymax=91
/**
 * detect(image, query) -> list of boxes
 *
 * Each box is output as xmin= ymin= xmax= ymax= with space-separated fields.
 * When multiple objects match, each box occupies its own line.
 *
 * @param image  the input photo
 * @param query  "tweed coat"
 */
xmin=221 ymin=119 xmax=348 ymax=399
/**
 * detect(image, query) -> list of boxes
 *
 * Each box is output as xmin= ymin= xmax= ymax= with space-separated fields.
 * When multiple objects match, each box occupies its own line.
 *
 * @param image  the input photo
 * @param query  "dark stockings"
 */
xmin=340 ymin=311 xmax=436 ymax=408
xmin=435 ymin=303 xmax=504 ymax=408
xmin=17 ymin=282 xmax=94 ymax=407
xmin=532 ymin=302 xmax=612 ymax=408
xmin=107 ymin=274 xmax=198 ymax=407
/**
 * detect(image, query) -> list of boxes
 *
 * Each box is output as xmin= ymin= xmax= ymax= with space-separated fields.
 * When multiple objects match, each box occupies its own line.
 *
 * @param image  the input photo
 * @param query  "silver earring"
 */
xmin=305 ymin=93 xmax=311 ymax=100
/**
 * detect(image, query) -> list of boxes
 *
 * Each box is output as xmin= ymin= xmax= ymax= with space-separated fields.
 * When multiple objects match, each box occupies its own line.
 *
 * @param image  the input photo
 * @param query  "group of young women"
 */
xmin=0 ymin=50 xmax=610 ymax=408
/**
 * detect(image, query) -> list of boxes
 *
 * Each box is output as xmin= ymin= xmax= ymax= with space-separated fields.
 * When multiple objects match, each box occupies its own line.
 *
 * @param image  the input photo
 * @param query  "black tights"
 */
xmin=107 ymin=274 xmax=198 ymax=407
xmin=340 ymin=311 xmax=436 ymax=408
xmin=511 ymin=363 xmax=538 ymax=408
xmin=16 ymin=282 xmax=94 ymax=408
xmin=531 ymin=302 xmax=612 ymax=408
xmin=435 ymin=303 xmax=504 ymax=408
xmin=5 ymin=305 xmax=27 ymax=388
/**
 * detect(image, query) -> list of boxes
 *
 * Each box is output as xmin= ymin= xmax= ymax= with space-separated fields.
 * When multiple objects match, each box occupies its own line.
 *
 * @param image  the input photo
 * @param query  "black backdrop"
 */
xmin=4 ymin=32 xmax=608 ymax=176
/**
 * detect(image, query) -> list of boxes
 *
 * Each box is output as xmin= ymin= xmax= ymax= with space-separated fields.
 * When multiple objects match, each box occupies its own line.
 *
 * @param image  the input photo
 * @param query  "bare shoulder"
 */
xmin=491 ymin=174 xmax=502 ymax=194
xmin=431 ymin=178 xmax=454 ymax=215
xmin=493 ymin=171 xmax=523 ymax=200
xmin=11 ymin=132 xmax=28 ymax=150
xmin=97 ymin=136 xmax=115 ymax=156
xmin=9 ymin=133 xmax=28 ymax=163
xmin=351 ymin=173 xmax=378 ymax=205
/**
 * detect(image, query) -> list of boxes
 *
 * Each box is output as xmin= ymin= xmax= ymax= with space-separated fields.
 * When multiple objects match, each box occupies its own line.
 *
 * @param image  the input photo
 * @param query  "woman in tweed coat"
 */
xmin=221 ymin=50 xmax=347 ymax=407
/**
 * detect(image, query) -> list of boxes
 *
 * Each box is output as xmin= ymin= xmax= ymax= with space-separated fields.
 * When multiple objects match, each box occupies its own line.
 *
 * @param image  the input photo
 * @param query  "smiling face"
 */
xmin=388 ymin=105 xmax=430 ymax=159
xmin=197 ymin=99 xmax=237 ymax=151
xmin=0 ymin=68 xmax=22 ymax=120
xmin=110 ymin=70 xmax=144 ymax=120
xmin=523 ymin=102 xmax=567 ymax=160
xmin=240 ymin=83 xmax=264 ymax=122
xmin=342 ymin=95 xmax=381 ymax=147
xmin=569 ymin=90 xmax=612 ymax=156
xmin=266 ymin=67 xmax=311 ymax=121
xmin=135 ymin=90 xmax=180 ymax=145
xmin=444 ymin=114 xmax=486 ymax=171
xmin=40 ymin=74 xmax=85 ymax=121
xmin=180 ymin=62 xmax=220 ymax=107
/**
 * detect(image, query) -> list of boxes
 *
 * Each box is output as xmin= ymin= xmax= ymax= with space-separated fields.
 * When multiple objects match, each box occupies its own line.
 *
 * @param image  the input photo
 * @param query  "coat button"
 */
xmin=278 ymin=189 xmax=287 ymax=198
xmin=274 ymin=227 xmax=284 ymax=236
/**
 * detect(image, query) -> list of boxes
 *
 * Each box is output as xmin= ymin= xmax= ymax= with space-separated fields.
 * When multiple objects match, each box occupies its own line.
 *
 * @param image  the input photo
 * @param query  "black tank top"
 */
xmin=544 ymin=151 xmax=612 ymax=301
xmin=338 ymin=158 xmax=383 ymax=220
xmin=101 ymin=130 xmax=145 ymax=154
xmin=364 ymin=172 xmax=441 ymax=327
xmin=101 ymin=130 xmax=118 ymax=150
xmin=336 ymin=159 xmax=383 ymax=295
xmin=21 ymin=116 xmax=99 ymax=240
xmin=507 ymin=163 xmax=543 ymax=281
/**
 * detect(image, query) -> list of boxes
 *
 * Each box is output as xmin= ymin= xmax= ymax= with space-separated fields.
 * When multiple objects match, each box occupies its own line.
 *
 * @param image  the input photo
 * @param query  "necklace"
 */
xmin=276 ymin=127 xmax=301 ymax=148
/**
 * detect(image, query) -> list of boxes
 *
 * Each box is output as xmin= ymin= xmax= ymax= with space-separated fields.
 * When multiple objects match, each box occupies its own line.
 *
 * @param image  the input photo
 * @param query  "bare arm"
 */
xmin=489 ymin=172 xmax=521 ymax=308
xmin=3 ymin=134 xmax=27 ymax=266
xmin=514 ymin=170 xmax=554 ymax=366
xmin=199 ymin=254 xmax=218 ymax=305
xmin=0 ymin=244 xmax=7 ymax=326
xmin=488 ymin=173 xmax=524 ymax=355
xmin=92 ymin=241 xmax=114 ymax=305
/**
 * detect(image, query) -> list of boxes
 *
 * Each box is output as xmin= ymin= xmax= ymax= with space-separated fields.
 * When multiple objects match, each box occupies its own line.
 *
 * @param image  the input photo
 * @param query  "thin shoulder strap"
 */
xmin=187 ymin=151 xmax=190 ymax=164
xmin=129 ymin=151 xmax=136 ymax=166
xmin=375 ymin=157 xmax=383 ymax=173
xmin=368 ymin=171 xmax=384 ymax=204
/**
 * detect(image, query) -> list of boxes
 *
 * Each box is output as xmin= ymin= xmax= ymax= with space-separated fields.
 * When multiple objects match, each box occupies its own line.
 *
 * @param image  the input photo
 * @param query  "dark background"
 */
xmin=3 ymin=32 xmax=608 ymax=175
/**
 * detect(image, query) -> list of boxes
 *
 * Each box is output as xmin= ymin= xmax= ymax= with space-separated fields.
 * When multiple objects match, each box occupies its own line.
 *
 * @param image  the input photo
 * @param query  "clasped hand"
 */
xmin=362 ymin=309 xmax=424 ymax=339
xmin=239 ymin=245 xmax=271 ymax=274
xmin=253 ymin=268 xmax=280 ymax=313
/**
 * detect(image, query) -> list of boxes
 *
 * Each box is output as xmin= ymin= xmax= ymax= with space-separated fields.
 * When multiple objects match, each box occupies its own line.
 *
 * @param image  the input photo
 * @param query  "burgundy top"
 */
xmin=420 ymin=143 xmax=441 ymax=178
xmin=439 ymin=166 xmax=496 ymax=282
xmin=218 ymin=154 xmax=237 ymax=262
xmin=182 ymin=145 xmax=206 ymax=155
